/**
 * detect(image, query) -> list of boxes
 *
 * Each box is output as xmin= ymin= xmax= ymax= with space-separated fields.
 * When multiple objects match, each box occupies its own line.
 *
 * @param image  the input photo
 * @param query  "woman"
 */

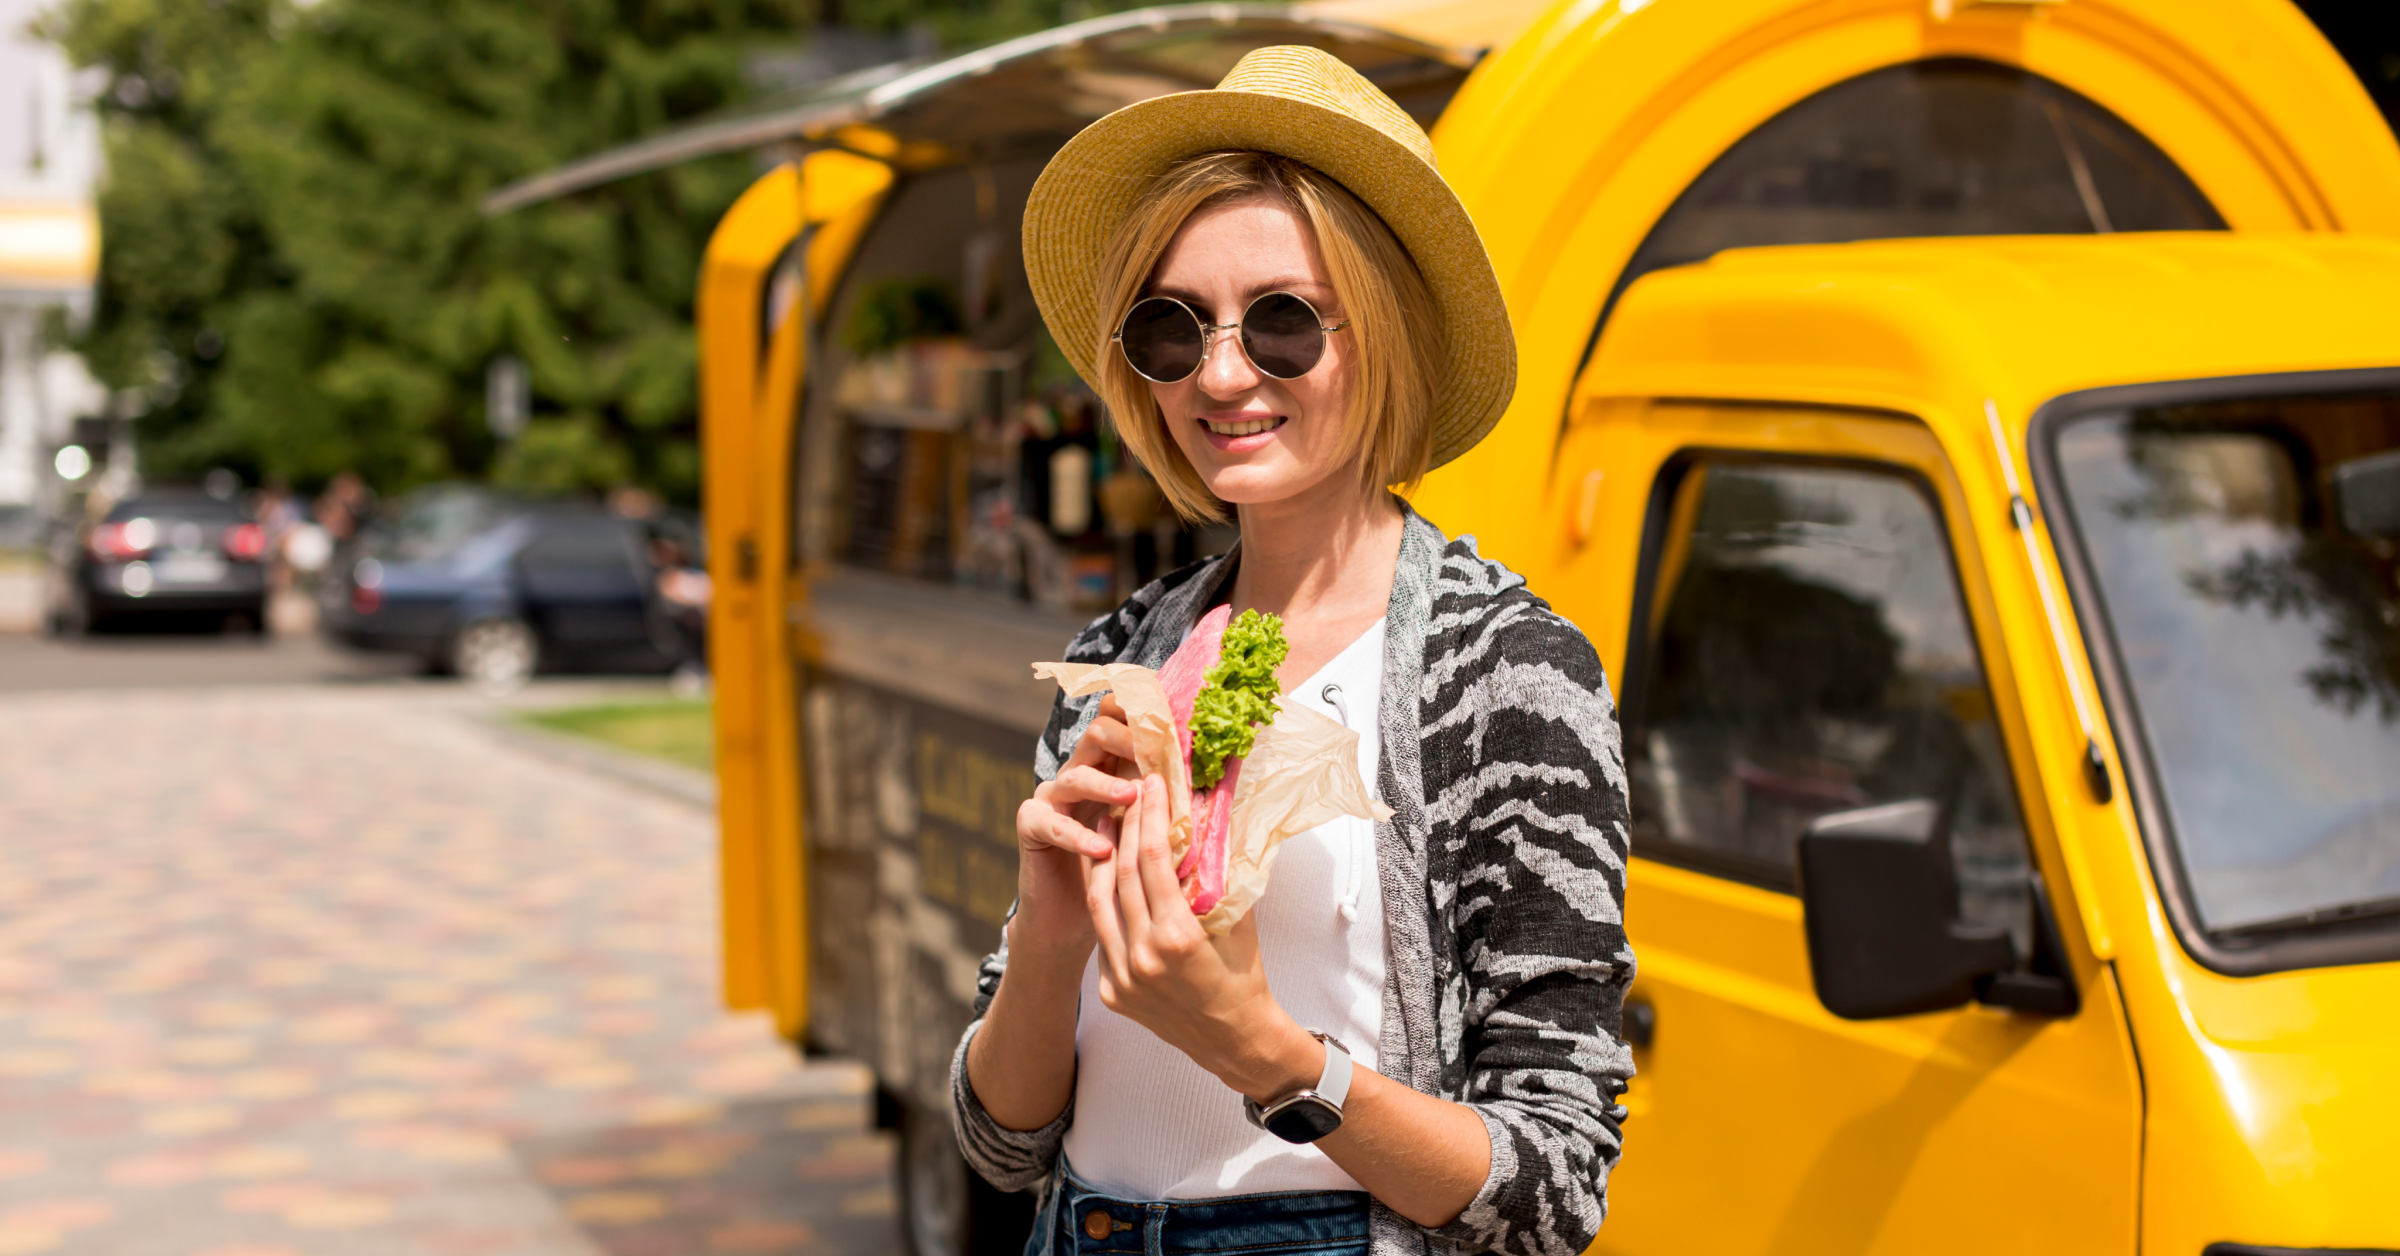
xmin=952 ymin=47 xmax=1634 ymax=1256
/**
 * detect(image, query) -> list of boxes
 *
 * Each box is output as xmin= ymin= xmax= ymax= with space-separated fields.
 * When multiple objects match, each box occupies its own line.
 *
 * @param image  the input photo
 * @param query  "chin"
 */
xmin=1200 ymin=467 xmax=1344 ymax=509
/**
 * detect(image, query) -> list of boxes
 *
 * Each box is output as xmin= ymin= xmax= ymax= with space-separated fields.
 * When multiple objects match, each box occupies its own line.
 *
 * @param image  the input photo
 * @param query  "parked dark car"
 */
xmin=46 ymin=490 xmax=270 ymax=634
xmin=318 ymin=487 xmax=688 ymax=687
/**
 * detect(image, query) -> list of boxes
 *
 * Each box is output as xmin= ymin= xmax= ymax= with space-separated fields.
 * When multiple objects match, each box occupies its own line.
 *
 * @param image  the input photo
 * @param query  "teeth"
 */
xmin=1203 ymin=418 xmax=1281 ymax=437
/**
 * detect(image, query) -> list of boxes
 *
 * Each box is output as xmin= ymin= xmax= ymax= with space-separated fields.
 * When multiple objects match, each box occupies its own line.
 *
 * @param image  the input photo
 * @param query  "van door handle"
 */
xmin=1622 ymin=997 xmax=1655 ymax=1049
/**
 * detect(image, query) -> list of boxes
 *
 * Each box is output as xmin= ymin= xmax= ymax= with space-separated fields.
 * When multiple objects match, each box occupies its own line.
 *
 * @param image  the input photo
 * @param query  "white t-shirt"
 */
xmin=1062 ymin=617 xmax=1388 ymax=1200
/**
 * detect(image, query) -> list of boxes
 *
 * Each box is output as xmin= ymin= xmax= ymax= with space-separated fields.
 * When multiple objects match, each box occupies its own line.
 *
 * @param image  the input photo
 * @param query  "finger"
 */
xmin=1112 ymin=778 xmax=1153 ymax=954
xmin=1051 ymin=810 xmax=1118 ymax=861
xmin=1086 ymin=820 xmax=1131 ymax=984
xmin=1071 ymin=716 xmax=1140 ymax=768
xmin=1134 ymin=773 xmax=1187 ymax=928
xmin=1096 ymin=694 xmax=1126 ymax=726
xmin=1041 ymin=766 xmax=1138 ymax=855
xmin=1016 ymin=799 xmax=1114 ymax=860
xmin=1047 ymin=765 xmax=1138 ymax=810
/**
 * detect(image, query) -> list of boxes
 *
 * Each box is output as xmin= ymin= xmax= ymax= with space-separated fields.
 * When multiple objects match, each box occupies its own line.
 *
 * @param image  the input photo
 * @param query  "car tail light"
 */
xmin=352 ymin=586 xmax=382 ymax=615
xmin=224 ymin=523 xmax=267 ymax=561
xmin=90 ymin=518 xmax=157 ymax=561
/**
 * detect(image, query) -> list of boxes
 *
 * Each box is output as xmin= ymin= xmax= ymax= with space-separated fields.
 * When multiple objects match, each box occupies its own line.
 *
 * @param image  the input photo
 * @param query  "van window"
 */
xmin=1628 ymin=457 xmax=2033 ymax=948
xmin=1604 ymin=59 xmax=2222 ymax=328
xmin=374 ymin=486 xmax=510 ymax=563
xmin=520 ymin=517 xmax=645 ymax=594
xmin=2051 ymin=387 xmax=2400 ymax=959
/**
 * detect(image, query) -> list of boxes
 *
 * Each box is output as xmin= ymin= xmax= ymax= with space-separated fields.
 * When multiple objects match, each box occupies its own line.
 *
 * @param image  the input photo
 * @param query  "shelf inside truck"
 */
xmin=798 ymin=563 xmax=1095 ymax=733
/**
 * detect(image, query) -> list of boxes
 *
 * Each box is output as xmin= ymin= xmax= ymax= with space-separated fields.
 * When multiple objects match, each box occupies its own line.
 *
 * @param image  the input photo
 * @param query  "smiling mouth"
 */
xmin=1201 ymin=416 xmax=1287 ymax=437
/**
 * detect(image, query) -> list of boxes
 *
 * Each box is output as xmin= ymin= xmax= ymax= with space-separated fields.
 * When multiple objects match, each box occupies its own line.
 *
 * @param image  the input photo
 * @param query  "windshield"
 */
xmin=368 ymin=486 xmax=513 ymax=563
xmin=2052 ymin=389 xmax=2400 ymax=946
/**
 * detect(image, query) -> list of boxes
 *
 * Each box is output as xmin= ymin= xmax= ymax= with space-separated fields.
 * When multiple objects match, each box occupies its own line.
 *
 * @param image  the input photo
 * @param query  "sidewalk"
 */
xmin=0 ymin=559 xmax=37 ymax=634
xmin=0 ymin=685 xmax=896 ymax=1256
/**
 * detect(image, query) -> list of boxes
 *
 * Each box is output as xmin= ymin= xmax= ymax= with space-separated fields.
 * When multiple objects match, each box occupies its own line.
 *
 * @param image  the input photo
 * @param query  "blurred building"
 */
xmin=0 ymin=0 xmax=106 ymax=544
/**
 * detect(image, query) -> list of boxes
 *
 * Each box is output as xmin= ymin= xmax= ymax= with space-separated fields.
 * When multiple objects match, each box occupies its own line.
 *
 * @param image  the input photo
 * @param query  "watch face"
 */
xmin=1263 ymin=1097 xmax=1343 ymax=1145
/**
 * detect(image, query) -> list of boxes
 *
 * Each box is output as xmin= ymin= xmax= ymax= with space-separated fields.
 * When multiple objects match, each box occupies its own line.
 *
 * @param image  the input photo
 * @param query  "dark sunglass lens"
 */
xmin=1120 ymin=299 xmax=1205 ymax=382
xmin=1241 ymin=292 xmax=1326 ymax=379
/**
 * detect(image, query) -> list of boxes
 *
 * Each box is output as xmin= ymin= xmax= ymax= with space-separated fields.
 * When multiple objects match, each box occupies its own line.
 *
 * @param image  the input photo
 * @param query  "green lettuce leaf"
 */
xmin=1190 ymin=608 xmax=1288 ymax=790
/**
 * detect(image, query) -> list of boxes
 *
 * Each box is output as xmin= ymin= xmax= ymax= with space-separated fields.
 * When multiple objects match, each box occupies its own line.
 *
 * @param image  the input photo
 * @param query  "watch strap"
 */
xmin=1312 ymin=1032 xmax=1352 ymax=1109
xmin=1238 ymin=1031 xmax=1355 ymax=1143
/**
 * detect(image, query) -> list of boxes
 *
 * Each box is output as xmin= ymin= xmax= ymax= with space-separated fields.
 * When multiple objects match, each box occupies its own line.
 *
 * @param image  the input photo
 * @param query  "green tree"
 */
xmin=42 ymin=0 xmax=1127 ymax=499
xmin=219 ymin=0 xmax=816 ymax=499
xmin=35 ymin=0 xmax=281 ymax=475
xmin=44 ymin=0 xmax=813 ymax=499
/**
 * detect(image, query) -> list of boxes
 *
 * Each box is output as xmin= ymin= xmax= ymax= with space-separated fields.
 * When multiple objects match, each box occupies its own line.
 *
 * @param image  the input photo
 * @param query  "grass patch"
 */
xmin=522 ymin=700 xmax=714 ymax=773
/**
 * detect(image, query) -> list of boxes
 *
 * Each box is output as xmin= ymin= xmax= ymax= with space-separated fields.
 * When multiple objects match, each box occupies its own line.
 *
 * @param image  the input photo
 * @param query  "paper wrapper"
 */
xmin=1033 ymin=660 xmax=1394 ymax=934
xmin=1032 ymin=661 xmax=1193 ymax=858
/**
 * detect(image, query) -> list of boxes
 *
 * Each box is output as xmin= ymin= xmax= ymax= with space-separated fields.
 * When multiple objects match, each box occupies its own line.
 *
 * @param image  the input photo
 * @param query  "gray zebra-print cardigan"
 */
xmin=948 ymin=503 xmax=1636 ymax=1256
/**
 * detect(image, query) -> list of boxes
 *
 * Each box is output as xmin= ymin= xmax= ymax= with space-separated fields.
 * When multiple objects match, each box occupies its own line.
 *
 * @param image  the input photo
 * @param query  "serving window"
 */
xmin=793 ymin=159 xmax=1234 ymax=617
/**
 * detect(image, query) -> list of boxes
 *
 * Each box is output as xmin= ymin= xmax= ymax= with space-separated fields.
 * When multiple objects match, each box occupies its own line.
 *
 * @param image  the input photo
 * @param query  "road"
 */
xmin=0 ymin=657 xmax=902 ymax=1255
xmin=0 ymin=628 xmax=424 ymax=694
xmin=0 ymin=569 xmax=421 ymax=694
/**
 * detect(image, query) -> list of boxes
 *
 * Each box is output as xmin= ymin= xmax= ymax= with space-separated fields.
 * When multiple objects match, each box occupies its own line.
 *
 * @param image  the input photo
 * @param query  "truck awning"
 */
xmin=481 ymin=3 xmax=1481 ymax=214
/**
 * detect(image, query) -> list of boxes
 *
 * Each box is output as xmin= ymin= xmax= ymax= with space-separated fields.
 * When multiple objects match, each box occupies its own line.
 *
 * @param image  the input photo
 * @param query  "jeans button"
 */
xmin=1083 ymin=1209 xmax=1112 ymax=1242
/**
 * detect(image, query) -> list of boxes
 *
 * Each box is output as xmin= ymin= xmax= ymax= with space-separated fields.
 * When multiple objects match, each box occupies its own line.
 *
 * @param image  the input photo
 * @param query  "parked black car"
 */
xmin=318 ymin=487 xmax=690 ymax=687
xmin=46 ymin=490 xmax=270 ymax=634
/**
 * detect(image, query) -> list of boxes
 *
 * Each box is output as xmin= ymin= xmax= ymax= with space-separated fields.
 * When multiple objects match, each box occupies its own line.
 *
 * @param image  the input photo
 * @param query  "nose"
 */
xmin=1194 ymin=325 xmax=1262 ymax=399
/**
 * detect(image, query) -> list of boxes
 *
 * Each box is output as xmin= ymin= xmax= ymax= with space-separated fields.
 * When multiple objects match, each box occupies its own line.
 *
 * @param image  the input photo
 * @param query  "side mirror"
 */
xmin=1798 ymin=799 xmax=2016 ymax=1020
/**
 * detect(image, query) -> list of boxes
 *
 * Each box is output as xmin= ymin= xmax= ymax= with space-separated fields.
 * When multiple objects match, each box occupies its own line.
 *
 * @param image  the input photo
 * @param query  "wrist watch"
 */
xmin=1242 ymin=1031 xmax=1352 ymax=1144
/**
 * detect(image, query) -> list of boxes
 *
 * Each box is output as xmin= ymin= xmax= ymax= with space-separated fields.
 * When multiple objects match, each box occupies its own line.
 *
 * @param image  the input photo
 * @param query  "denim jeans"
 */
xmin=1028 ymin=1159 xmax=1371 ymax=1256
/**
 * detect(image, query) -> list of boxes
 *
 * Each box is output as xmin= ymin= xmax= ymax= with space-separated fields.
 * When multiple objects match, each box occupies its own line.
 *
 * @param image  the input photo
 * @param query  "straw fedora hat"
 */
xmin=1021 ymin=44 xmax=1515 ymax=471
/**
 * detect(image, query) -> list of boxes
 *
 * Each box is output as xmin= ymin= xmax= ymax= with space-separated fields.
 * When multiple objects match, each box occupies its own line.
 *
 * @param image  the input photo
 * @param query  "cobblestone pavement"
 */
xmin=0 ymin=685 xmax=899 ymax=1256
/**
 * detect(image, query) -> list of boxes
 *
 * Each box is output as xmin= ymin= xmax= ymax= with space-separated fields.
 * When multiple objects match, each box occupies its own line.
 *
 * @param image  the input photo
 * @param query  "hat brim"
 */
xmin=1022 ymin=89 xmax=1515 ymax=472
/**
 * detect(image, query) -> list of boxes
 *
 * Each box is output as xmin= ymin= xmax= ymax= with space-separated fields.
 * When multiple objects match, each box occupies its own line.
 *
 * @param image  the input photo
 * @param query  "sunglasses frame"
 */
xmin=1111 ymin=291 xmax=1352 ymax=384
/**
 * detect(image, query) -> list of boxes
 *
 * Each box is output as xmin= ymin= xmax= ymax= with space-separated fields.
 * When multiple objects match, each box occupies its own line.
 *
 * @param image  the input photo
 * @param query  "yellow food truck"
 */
xmin=492 ymin=1 xmax=2400 ymax=1252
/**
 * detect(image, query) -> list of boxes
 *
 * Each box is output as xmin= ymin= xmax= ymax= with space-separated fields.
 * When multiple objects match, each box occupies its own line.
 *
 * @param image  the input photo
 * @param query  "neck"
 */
xmin=1227 ymin=477 xmax=1405 ymax=625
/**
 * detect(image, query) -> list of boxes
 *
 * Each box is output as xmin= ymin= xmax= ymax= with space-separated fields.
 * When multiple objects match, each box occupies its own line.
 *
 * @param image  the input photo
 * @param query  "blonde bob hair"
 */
xmin=1093 ymin=150 xmax=1445 ymax=524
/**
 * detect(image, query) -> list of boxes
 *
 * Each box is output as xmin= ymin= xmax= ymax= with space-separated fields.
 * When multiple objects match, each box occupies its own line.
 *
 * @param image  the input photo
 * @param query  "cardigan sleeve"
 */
xmin=949 ymin=918 xmax=1073 ymax=1191
xmin=947 ymin=602 xmax=1130 ymax=1192
xmin=1424 ymin=605 xmax=1637 ymax=1256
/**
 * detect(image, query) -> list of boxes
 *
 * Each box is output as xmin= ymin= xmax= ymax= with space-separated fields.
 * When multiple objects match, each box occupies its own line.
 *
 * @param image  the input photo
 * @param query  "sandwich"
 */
xmin=1033 ymin=609 xmax=1390 ymax=933
xmin=1156 ymin=605 xmax=1285 ymax=914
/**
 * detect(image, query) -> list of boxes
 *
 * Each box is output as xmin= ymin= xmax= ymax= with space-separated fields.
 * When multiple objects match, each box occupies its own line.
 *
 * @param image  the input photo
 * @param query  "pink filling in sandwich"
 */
xmin=1157 ymin=604 xmax=1238 ymax=914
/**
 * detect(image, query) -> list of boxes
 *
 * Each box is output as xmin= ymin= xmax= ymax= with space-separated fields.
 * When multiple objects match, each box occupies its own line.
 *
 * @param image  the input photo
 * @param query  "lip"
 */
xmin=1199 ymin=414 xmax=1287 ymax=453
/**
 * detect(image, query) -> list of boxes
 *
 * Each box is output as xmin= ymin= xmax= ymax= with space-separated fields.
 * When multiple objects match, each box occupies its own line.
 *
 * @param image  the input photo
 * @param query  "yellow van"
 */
xmin=493 ymin=1 xmax=2400 ymax=1252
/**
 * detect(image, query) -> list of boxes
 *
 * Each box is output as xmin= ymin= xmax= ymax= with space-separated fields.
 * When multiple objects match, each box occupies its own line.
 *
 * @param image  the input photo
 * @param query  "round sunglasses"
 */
xmin=1112 ymin=292 xmax=1351 ymax=384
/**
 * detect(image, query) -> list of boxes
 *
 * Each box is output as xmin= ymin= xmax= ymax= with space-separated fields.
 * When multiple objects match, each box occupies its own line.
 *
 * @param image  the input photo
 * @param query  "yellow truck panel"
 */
xmin=700 ymin=152 xmax=892 ymax=1028
xmin=697 ymin=164 xmax=802 ymax=1016
xmin=1539 ymin=232 xmax=2400 ymax=1252
xmin=1413 ymin=0 xmax=2400 ymax=573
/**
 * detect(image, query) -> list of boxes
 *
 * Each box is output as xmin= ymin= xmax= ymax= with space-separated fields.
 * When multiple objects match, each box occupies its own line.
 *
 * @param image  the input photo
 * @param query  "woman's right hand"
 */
xmin=1011 ymin=696 xmax=1140 ymax=964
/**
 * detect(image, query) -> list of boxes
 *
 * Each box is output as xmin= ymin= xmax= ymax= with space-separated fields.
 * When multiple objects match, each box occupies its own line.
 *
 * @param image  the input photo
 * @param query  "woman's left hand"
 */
xmin=1084 ymin=774 xmax=1319 ymax=1102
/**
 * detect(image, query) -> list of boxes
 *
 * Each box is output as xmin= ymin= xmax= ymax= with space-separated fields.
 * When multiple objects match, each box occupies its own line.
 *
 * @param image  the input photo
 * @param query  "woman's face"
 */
xmin=1142 ymin=195 xmax=1357 ymax=508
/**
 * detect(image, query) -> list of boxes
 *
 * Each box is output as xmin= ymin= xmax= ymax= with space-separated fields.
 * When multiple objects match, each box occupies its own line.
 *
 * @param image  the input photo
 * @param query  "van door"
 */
xmin=1580 ymin=407 xmax=2143 ymax=1255
xmin=516 ymin=514 xmax=658 ymax=662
